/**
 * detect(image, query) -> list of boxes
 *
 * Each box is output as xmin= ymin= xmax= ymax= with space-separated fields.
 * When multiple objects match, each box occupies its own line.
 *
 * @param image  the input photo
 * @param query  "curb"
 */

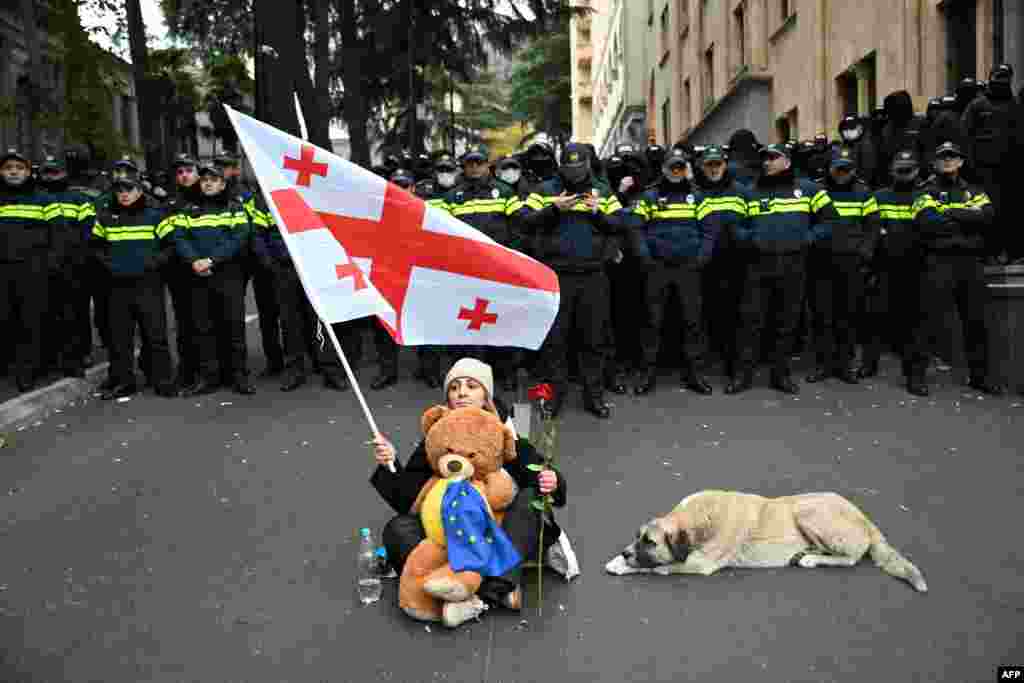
xmin=0 ymin=362 xmax=109 ymax=433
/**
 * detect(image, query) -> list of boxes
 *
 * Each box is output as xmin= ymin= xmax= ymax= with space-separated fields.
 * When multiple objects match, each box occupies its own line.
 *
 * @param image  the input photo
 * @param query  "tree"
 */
xmin=18 ymin=0 xmax=44 ymax=160
xmin=125 ymin=0 xmax=162 ymax=170
xmin=202 ymin=53 xmax=253 ymax=153
xmin=508 ymin=16 xmax=572 ymax=146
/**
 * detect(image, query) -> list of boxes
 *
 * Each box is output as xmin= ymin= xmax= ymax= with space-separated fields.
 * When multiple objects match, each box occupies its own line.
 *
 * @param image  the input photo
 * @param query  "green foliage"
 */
xmin=50 ymin=0 xmax=136 ymax=161
xmin=508 ymin=16 xmax=572 ymax=139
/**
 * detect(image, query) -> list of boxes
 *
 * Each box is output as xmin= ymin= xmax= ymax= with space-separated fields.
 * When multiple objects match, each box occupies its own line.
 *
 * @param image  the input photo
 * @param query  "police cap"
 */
xmin=197 ymin=164 xmax=225 ymax=178
xmin=112 ymin=155 xmax=139 ymax=172
xmin=40 ymin=155 xmax=66 ymax=171
xmin=760 ymin=143 xmax=791 ymax=160
xmin=934 ymin=141 xmax=964 ymax=159
xmin=172 ymin=153 xmax=198 ymax=168
xmin=662 ymin=147 xmax=689 ymax=169
xmin=213 ymin=154 xmax=241 ymax=168
xmin=497 ymin=155 xmax=522 ymax=170
xmin=462 ymin=143 xmax=490 ymax=163
xmin=701 ymin=145 xmax=727 ymax=162
xmin=890 ymin=150 xmax=920 ymax=169
xmin=434 ymin=154 xmax=458 ymax=172
xmin=0 ymin=148 xmax=30 ymax=167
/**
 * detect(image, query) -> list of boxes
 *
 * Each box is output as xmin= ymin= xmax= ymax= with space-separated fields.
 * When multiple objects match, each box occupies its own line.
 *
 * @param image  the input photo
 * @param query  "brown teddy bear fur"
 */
xmin=398 ymin=405 xmax=518 ymax=622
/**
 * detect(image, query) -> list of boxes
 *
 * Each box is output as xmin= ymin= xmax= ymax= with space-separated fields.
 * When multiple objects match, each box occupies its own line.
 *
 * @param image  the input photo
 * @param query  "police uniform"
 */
xmin=694 ymin=145 xmax=751 ymax=379
xmin=861 ymin=151 xmax=926 ymax=379
xmin=628 ymin=148 xmax=716 ymax=394
xmin=162 ymin=165 xmax=255 ymax=395
xmin=905 ymin=142 xmax=1002 ymax=396
xmin=960 ymin=65 xmax=1022 ymax=262
xmin=162 ymin=154 xmax=204 ymax=387
xmin=603 ymin=144 xmax=649 ymax=393
xmin=806 ymin=146 xmax=880 ymax=383
xmin=517 ymin=143 xmax=624 ymax=418
xmin=90 ymin=182 xmax=176 ymax=398
xmin=0 ymin=149 xmax=57 ymax=391
xmin=730 ymin=144 xmax=840 ymax=395
xmin=38 ymin=156 xmax=96 ymax=376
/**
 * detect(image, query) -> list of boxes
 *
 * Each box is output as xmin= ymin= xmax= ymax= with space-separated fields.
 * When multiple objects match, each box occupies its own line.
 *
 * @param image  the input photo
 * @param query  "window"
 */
xmin=662 ymin=98 xmax=672 ymax=146
xmin=703 ymin=45 xmax=715 ymax=108
xmin=775 ymin=115 xmax=790 ymax=144
xmin=684 ymin=77 xmax=692 ymax=130
xmin=660 ymin=5 xmax=670 ymax=62
xmin=733 ymin=3 xmax=746 ymax=75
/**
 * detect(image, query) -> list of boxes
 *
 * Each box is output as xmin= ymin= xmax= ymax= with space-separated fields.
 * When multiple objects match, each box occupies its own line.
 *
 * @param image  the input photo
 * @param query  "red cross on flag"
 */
xmin=226 ymin=105 xmax=560 ymax=350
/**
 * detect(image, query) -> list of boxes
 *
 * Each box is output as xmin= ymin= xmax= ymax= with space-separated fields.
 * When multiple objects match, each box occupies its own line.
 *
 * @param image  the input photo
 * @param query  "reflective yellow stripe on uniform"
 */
xmin=697 ymin=197 xmax=747 ymax=220
xmin=746 ymin=197 xmax=812 ymax=217
xmin=831 ymin=201 xmax=864 ymax=218
xmin=101 ymin=226 xmax=159 ymax=242
xmin=650 ymin=207 xmax=698 ymax=220
xmin=877 ymin=204 xmax=914 ymax=220
xmin=0 ymin=205 xmax=47 ymax=220
xmin=810 ymin=190 xmax=831 ymax=213
xmin=524 ymin=194 xmax=547 ymax=211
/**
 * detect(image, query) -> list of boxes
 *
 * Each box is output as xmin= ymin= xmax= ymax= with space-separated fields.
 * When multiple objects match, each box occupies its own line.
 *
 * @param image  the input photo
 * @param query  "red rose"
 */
xmin=528 ymin=383 xmax=554 ymax=402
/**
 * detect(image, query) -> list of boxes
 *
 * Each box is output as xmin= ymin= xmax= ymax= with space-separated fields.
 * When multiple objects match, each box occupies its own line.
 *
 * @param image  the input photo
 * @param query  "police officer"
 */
xmin=835 ymin=115 xmax=878 ymax=188
xmin=219 ymin=154 xmax=285 ymax=379
xmin=163 ymin=153 xmax=203 ymax=388
xmin=517 ymin=142 xmax=623 ymax=418
xmin=960 ymin=64 xmax=1022 ymax=263
xmin=164 ymin=164 xmax=255 ymax=396
xmin=434 ymin=143 xmax=523 ymax=391
xmin=521 ymin=140 xmax=559 ymax=195
xmin=628 ymin=148 xmax=715 ymax=395
xmin=905 ymin=142 xmax=1003 ymax=397
xmin=860 ymin=150 xmax=926 ymax=381
xmin=418 ymin=153 xmax=459 ymax=205
xmin=89 ymin=174 xmax=177 ymax=399
xmin=806 ymin=146 xmax=879 ymax=384
xmin=878 ymin=90 xmax=929 ymax=187
xmin=494 ymin=155 xmax=528 ymax=199
xmin=0 ymin=149 xmax=54 ymax=391
xmin=601 ymin=144 xmax=648 ymax=394
xmin=694 ymin=144 xmax=750 ymax=380
xmin=38 ymin=155 xmax=95 ymax=377
xmin=728 ymin=143 xmax=840 ymax=395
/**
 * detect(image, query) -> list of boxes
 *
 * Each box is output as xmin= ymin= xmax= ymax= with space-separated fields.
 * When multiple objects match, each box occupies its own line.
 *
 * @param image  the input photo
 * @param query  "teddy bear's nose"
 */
xmin=447 ymin=460 xmax=463 ymax=474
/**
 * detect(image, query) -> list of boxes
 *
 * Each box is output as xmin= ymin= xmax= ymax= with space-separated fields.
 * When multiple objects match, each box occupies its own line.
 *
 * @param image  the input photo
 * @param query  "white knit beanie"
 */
xmin=444 ymin=357 xmax=494 ymax=402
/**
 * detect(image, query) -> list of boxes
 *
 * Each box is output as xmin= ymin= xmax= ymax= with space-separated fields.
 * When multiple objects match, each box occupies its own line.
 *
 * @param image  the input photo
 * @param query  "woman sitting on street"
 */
xmin=370 ymin=357 xmax=572 ymax=618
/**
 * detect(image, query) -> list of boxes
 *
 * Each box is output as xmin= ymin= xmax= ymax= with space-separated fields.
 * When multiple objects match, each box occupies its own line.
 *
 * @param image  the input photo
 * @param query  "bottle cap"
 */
xmin=359 ymin=527 xmax=370 ymax=538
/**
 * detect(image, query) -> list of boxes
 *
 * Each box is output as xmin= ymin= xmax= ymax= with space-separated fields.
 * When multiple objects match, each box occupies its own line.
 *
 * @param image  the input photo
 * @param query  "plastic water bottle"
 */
xmin=356 ymin=528 xmax=382 ymax=605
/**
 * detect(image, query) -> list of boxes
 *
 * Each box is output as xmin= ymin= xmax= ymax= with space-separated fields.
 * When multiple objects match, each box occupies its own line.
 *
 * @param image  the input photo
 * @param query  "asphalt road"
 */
xmin=0 ymin=322 xmax=1022 ymax=682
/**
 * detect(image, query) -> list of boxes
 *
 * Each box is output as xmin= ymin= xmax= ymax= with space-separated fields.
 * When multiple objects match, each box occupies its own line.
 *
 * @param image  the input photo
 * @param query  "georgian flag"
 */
xmin=226 ymin=106 xmax=560 ymax=350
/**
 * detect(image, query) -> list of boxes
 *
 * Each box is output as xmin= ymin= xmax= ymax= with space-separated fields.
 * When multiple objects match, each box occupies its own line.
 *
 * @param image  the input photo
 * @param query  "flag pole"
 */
xmin=292 ymin=94 xmax=396 ymax=473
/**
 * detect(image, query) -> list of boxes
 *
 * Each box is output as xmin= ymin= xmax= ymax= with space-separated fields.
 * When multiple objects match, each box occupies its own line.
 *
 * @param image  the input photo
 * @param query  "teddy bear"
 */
xmin=398 ymin=405 xmax=521 ymax=628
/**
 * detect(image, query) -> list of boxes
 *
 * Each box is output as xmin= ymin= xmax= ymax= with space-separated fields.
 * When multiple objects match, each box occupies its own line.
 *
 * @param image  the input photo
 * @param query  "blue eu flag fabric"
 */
xmin=441 ymin=479 xmax=522 ymax=577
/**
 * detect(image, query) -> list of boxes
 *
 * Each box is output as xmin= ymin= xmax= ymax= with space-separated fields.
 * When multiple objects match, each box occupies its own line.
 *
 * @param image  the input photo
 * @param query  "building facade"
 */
xmin=639 ymin=0 xmax=1022 ymax=149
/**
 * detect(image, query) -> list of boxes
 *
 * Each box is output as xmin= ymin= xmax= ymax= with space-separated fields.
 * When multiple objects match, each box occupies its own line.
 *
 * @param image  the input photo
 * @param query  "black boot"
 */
xmin=233 ymin=378 xmax=256 ymax=395
xmin=906 ymin=375 xmax=929 ymax=397
xmin=101 ymin=383 xmax=137 ymax=401
xmin=323 ymin=373 xmax=350 ymax=391
xmin=835 ymin=365 xmax=860 ymax=385
xmin=280 ymin=369 xmax=307 ymax=392
xmin=771 ymin=371 xmax=800 ymax=395
xmin=605 ymin=366 xmax=629 ymax=395
xmin=724 ymin=369 xmax=754 ymax=395
xmin=370 ymin=371 xmax=398 ymax=390
xmin=583 ymin=391 xmax=611 ymax=419
xmin=858 ymin=358 xmax=880 ymax=379
xmin=967 ymin=375 xmax=1004 ymax=396
xmin=681 ymin=365 xmax=713 ymax=395
xmin=805 ymin=366 xmax=830 ymax=383
xmin=633 ymin=366 xmax=656 ymax=395
xmin=181 ymin=379 xmax=220 ymax=397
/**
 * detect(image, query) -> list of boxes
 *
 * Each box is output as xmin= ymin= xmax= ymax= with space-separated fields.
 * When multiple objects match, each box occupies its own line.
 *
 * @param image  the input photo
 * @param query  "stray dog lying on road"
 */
xmin=606 ymin=490 xmax=928 ymax=592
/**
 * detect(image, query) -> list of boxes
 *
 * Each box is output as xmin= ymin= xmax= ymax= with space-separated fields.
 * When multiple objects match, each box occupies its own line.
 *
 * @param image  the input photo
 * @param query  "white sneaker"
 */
xmin=546 ymin=531 xmax=581 ymax=582
xmin=442 ymin=596 xmax=488 ymax=628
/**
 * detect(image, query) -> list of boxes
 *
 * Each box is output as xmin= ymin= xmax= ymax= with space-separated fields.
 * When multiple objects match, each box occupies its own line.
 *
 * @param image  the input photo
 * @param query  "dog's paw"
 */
xmin=797 ymin=554 xmax=818 ymax=569
xmin=605 ymin=555 xmax=646 ymax=575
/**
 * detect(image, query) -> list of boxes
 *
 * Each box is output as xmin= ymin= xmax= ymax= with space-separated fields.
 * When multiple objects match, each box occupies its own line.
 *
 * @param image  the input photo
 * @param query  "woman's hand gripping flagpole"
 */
xmin=293 ymin=92 xmax=395 ymax=473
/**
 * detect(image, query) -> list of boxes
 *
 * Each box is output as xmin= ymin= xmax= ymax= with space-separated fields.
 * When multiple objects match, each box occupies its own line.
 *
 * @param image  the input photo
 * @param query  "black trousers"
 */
xmin=641 ymin=263 xmax=705 ymax=370
xmin=807 ymin=250 xmax=865 ymax=370
xmin=248 ymin=262 xmax=284 ymax=370
xmin=189 ymin=263 xmax=248 ymax=384
xmin=605 ymin=259 xmax=645 ymax=374
xmin=47 ymin=266 xmax=88 ymax=370
xmin=704 ymin=252 xmax=746 ymax=376
xmin=535 ymin=270 xmax=609 ymax=396
xmin=0 ymin=259 xmax=49 ymax=382
xmin=908 ymin=252 xmax=990 ymax=379
xmin=373 ymin=319 xmax=440 ymax=379
xmin=276 ymin=262 xmax=364 ymax=378
xmin=167 ymin=268 xmax=198 ymax=385
xmin=860 ymin=254 xmax=920 ymax=370
xmin=106 ymin=274 xmax=173 ymax=387
xmin=382 ymin=491 xmax=558 ymax=607
xmin=735 ymin=251 xmax=807 ymax=375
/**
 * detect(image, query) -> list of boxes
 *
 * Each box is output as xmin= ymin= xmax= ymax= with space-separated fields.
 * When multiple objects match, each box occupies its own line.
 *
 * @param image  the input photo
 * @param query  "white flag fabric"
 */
xmin=226 ymin=105 xmax=560 ymax=350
